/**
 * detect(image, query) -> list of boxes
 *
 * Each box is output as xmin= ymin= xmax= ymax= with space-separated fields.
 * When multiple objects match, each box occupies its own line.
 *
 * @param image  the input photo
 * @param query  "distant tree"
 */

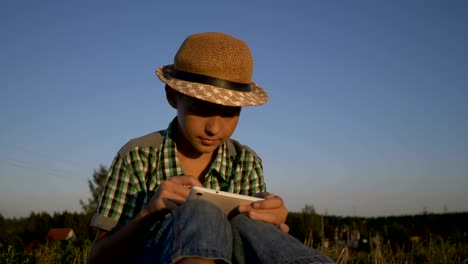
xmin=80 ymin=164 xmax=108 ymax=215
xmin=22 ymin=211 xmax=52 ymax=243
xmin=302 ymin=204 xmax=317 ymax=215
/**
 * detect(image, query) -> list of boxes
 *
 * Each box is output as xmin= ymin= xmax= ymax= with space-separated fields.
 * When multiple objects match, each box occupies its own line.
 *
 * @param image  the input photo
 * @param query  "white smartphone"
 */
xmin=187 ymin=186 xmax=264 ymax=216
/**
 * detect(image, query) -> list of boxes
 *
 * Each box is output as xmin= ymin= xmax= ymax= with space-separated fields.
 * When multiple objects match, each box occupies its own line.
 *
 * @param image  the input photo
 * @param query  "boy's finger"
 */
xmin=171 ymin=183 xmax=198 ymax=198
xmin=280 ymin=224 xmax=290 ymax=233
xmin=238 ymin=204 xmax=254 ymax=213
xmin=247 ymin=210 xmax=283 ymax=228
xmin=252 ymin=196 xmax=283 ymax=209
xmin=170 ymin=175 xmax=203 ymax=187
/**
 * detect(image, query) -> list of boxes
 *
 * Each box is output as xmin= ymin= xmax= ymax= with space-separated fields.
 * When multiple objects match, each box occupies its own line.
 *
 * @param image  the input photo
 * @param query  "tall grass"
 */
xmin=317 ymin=235 xmax=468 ymax=264
xmin=1 ymin=235 xmax=467 ymax=263
xmin=0 ymin=241 xmax=90 ymax=264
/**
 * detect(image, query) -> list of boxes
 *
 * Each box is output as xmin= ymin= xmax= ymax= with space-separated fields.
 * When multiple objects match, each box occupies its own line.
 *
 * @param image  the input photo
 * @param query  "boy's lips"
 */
xmin=201 ymin=138 xmax=217 ymax=146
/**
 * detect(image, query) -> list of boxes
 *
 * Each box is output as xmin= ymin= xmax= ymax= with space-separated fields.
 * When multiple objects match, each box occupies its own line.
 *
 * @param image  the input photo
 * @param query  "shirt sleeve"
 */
xmin=90 ymin=154 xmax=139 ymax=231
xmin=239 ymin=149 xmax=266 ymax=196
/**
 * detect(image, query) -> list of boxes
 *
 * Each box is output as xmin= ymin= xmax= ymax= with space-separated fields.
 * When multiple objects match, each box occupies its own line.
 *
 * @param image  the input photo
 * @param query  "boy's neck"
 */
xmin=176 ymin=147 xmax=214 ymax=161
xmin=177 ymin=150 xmax=214 ymax=182
xmin=175 ymin=130 xmax=216 ymax=180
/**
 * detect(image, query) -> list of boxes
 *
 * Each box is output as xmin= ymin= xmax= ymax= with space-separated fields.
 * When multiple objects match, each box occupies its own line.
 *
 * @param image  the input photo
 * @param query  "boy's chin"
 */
xmin=193 ymin=143 xmax=220 ymax=154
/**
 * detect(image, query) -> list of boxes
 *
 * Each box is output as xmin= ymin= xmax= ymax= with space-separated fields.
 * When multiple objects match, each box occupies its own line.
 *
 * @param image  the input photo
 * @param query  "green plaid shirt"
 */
xmin=90 ymin=118 xmax=266 ymax=232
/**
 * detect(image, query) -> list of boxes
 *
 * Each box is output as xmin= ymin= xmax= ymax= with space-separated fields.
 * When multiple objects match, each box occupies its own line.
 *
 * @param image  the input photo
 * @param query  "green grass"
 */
xmin=0 ymin=241 xmax=90 ymax=264
xmin=1 ymin=235 xmax=467 ymax=263
xmin=317 ymin=235 xmax=468 ymax=264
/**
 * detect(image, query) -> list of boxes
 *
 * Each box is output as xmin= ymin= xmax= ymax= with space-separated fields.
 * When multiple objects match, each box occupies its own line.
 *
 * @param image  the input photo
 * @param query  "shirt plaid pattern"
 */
xmin=90 ymin=118 xmax=265 ymax=232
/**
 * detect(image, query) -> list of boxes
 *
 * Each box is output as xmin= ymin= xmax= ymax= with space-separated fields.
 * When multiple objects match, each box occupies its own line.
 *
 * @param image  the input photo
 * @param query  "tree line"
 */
xmin=287 ymin=209 xmax=468 ymax=249
xmin=0 ymin=165 xmax=107 ymax=247
xmin=1 ymin=165 xmax=467 ymax=251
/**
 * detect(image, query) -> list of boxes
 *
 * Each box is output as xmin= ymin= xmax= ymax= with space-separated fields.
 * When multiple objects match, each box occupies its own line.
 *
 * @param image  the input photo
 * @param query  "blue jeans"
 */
xmin=136 ymin=199 xmax=334 ymax=263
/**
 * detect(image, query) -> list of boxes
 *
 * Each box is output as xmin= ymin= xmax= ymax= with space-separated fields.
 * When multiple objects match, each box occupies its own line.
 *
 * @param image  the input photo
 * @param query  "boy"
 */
xmin=88 ymin=32 xmax=333 ymax=263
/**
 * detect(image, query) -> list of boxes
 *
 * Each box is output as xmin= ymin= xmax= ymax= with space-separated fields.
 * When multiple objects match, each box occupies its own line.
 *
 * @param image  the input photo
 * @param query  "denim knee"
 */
xmin=178 ymin=199 xmax=226 ymax=218
xmin=172 ymin=199 xmax=233 ymax=263
xmin=230 ymin=214 xmax=334 ymax=263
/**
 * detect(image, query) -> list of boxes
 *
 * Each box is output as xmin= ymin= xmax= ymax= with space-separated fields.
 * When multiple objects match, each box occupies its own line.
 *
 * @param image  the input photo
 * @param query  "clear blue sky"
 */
xmin=1 ymin=0 xmax=467 ymax=218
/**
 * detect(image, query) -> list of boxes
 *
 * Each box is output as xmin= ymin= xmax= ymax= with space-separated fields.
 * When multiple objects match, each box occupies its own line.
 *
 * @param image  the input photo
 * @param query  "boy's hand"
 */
xmin=238 ymin=192 xmax=290 ymax=233
xmin=144 ymin=175 xmax=203 ymax=216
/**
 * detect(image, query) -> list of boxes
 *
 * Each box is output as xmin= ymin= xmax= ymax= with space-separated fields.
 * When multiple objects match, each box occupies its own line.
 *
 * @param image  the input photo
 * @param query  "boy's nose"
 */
xmin=205 ymin=116 xmax=222 ymax=136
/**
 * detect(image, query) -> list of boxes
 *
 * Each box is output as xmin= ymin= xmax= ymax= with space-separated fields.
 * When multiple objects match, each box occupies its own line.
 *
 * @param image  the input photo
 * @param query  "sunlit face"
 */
xmin=174 ymin=93 xmax=241 ymax=156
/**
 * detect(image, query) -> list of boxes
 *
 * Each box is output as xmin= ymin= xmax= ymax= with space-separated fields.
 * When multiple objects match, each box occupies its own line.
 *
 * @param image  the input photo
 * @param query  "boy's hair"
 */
xmin=164 ymin=84 xmax=181 ymax=109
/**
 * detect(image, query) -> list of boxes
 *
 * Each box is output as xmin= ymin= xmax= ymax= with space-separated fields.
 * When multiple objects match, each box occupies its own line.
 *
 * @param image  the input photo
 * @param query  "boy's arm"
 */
xmin=87 ymin=207 xmax=164 ymax=263
xmin=88 ymin=175 xmax=203 ymax=263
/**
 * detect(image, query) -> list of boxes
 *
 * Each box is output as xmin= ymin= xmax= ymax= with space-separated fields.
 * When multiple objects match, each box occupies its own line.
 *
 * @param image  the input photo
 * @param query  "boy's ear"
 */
xmin=165 ymin=85 xmax=178 ymax=109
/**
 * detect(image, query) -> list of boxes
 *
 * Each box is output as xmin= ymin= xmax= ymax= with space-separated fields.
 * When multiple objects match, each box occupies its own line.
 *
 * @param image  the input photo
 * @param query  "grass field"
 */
xmin=1 ymin=235 xmax=467 ymax=263
xmin=318 ymin=235 xmax=468 ymax=264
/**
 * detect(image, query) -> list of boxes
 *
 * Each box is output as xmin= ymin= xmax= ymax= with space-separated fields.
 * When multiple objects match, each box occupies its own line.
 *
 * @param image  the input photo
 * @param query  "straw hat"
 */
xmin=156 ymin=32 xmax=268 ymax=106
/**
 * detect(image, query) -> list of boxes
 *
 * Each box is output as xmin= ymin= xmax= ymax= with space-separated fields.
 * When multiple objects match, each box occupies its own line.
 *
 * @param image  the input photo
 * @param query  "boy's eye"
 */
xmin=219 ymin=107 xmax=241 ymax=117
xmin=182 ymin=95 xmax=241 ymax=117
xmin=187 ymin=102 xmax=241 ymax=117
xmin=188 ymin=105 xmax=211 ymax=116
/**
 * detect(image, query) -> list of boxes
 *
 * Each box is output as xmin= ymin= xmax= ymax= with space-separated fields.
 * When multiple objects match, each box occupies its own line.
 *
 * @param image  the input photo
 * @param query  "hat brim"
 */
xmin=156 ymin=65 xmax=268 ymax=107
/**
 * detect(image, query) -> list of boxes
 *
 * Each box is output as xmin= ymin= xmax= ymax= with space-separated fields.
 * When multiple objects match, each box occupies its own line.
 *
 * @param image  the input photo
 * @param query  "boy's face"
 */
xmin=174 ymin=93 xmax=241 ymax=156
